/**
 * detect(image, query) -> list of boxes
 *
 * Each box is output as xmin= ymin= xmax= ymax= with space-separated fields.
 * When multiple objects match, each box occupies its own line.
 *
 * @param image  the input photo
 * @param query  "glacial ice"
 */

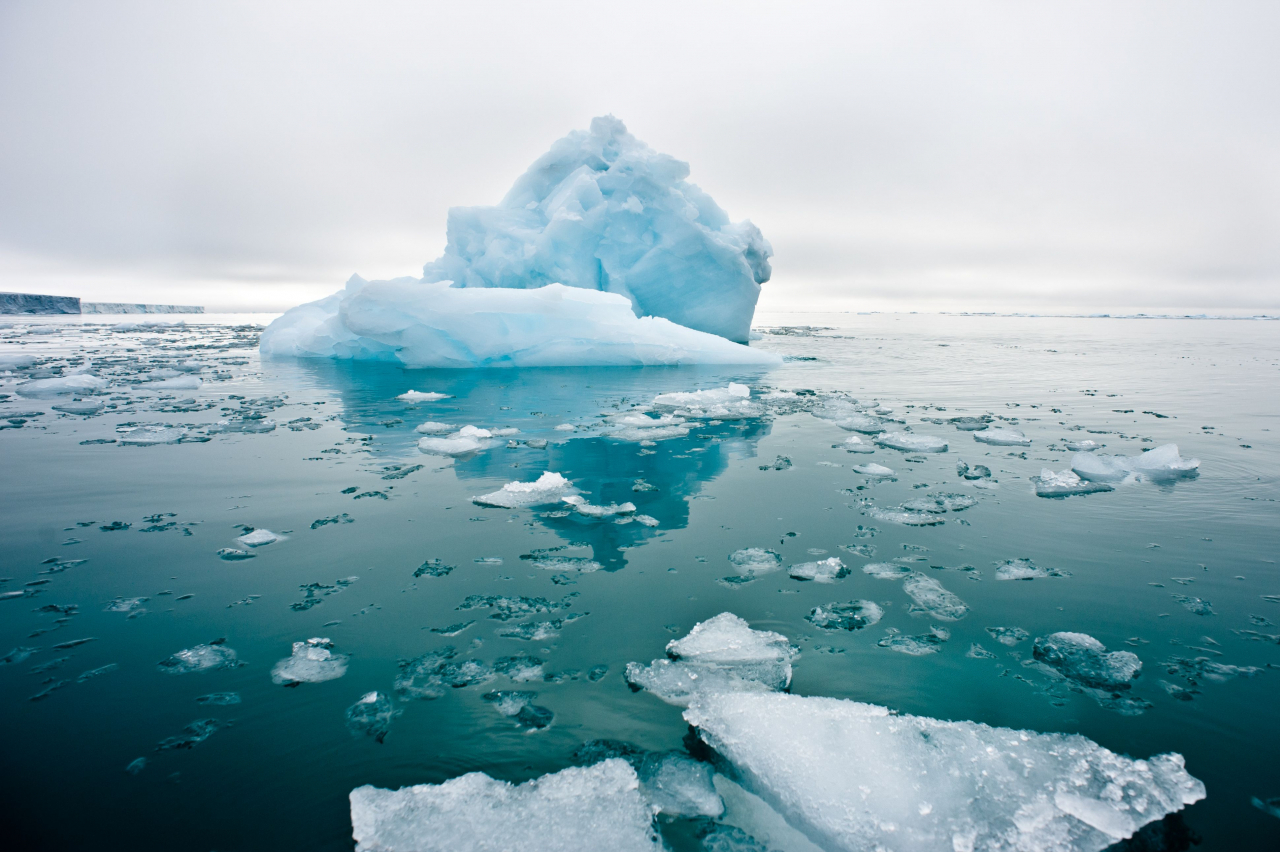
xmin=625 ymin=613 xmax=797 ymax=706
xmin=684 ymin=691 xmax=1205 ymax=852
xmin=1071 ymin=445 xmax=1200 ymax=483
xmin=270 ymin=638 xmax=349 ymax=685
xmin=972 ymin=427 xmax=1031 ymax=446
xmin=349 ymin=759 xmax=661 ymax=852
xmin=1032 ymin=632 xmax=1142 ymax=691
xmin=1034 ymin=469 xmax=1114 ymax=498
xmin=787 ymin=557 xmax=849 ymax=583
xmin=876 ymin=432 xmax=948 ymax=453
xmin=651 ymin=383 xmax=762 ymax=420
xmin=16 ymin=374 xmax=107 ymax=397
xmin=473 ymin=471 xmax=576 ymax=508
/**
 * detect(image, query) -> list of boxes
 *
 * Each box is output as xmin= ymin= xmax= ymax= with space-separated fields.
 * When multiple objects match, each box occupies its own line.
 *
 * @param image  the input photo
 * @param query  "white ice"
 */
xmin=270 ymin=637 xmax=348 ymax=684
xmin=815 ymin=400 xmax=885 ymax=434
xmin=119 ymin=425 xmax=186 ymax=446
xmin=651 ymin=383 xmax=762 ymax=420
xmin=414 ymin=421 xmax=456 ymax=434
xmin=15 ymin=374 xmax=107 ymax=397
xmin=350 ymin=759 xmax=660 ymax=852
xmin=1034 ymin=468 xmax=1115 ymax=497
xmin=901 ymin=572 xmax=969 ymax=621
xmin=419 ymin=425 xmax=494 ymax=456
xmin=1071 ymin=444 xmax=1200 ymax=483
xmin=972 ymin=428 xmax=1031 ymax=446
xmin=876 ymin=432 xmax=948 ymax=453
xmin=852 ymin=462 xmax=894 ymax=477
xmin=562 ymin=494 xmax=636 ymax=518
xmin=473 ymin=472 xmax=576 ymax=508
xmin=398 ymin=390 xmax=452 ymax=402
xmin=787 ymin=557 xmax=848 ymax=583
xmin=727 ymin=548 xmax=783 ymax=578
xmin=236 ymin=528 xmax=281 ymax=547
xmin=685 ymin=691 xmax=1204 ymax=852
xmin=841 ymin=435 xmax=876 ymax=453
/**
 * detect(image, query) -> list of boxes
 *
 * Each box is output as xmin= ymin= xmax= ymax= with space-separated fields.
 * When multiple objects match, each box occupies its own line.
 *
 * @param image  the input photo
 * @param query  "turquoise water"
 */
xmin=1 ymin=313 xmax=1277 ymax=851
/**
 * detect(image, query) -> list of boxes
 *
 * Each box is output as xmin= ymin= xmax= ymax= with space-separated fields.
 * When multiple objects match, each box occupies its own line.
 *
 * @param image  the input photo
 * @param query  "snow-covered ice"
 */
xmin=561 ymin=494 xmax=636 ymax=518
xmin=727 ymin=548 xmax=783 ymax=578
xmin=841 ymin=435 xmax=875 ymax=453
xmin=684 ymin=691 xmax=1205 ymax=852
xmin=397 ymin=390 xmax=451 ymax=402
xmin=419 ymin=425 xmax=494 ymax=456
xmin=414 ymin=421 xmax=455 ymax=434
xmin=651 ymin=383 xmax=762 ymax=420
xmin=349 ymin=759 xmax=661 ymax=852
xmin=972 ymin=427 xmax=1031 ymax=446
xmin=270 ymin=638 xmax=349 ymax=685
xmin=473 ymin=472 xmax=576 ymax=508
xmin=51 ymin=400 xmax=104 ymax=415
xmin=876 ymin=432 xmax=948 ymax=453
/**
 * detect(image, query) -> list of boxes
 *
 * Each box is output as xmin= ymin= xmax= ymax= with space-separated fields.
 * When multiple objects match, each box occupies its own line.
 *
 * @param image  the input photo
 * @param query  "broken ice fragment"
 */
xmin=787 ymin=557 xmax=849 ymax=583
xmin=472 ymin=471 xmax=575 ymax=508
xmin=806 ymin=601 xmax=884 ymax=631
xmin=1072 ymin=444 xmax=1199 ymax=483
xmin=1032 ymin=632 xmax=1142 ymax=691
xmin=995 ymin=558 xmax=1068 ymax=580
xmin=195 ymin=692 xmax=241 ymax=706
xmin=986 ymin=626 xmax=1030 ymax=646
xmin=157 ymin=719 xmax=224 ymax=751
xmin=852 ymin=462 xmax=894 ymax=477
xmin=876 ymin=432 xmax=947 ymax=453
xmin=236 ymin=528 xmax=281 ymax=548
xmin=972 ymin=427 xmax=1031 ymax=446
xmin=158 ymin=642 xmax=241 ymax=674
xmin=217 ymin=548 xmax=255 ymax=561
xmin=397 ymin=390 xmax=452 ymax=402
xmin=1034 ymin=468 xmax=1114 ymax=497
xmin=15 ymin=374 xmax=108 ymax=397
xmin=346 ymin=691 xmax=401 ymax=743
xmin=270 ymin=637 xmax=348 ymax=685
xmin=877 ymin=626 xmax=950 ymax=655
xmin=561 ymin=494 xmax=636 ymax=518
xmin=727 ymin=548 xmax=782 ymax=578
xmin=901 ymin=573 xmax=969 ymax=621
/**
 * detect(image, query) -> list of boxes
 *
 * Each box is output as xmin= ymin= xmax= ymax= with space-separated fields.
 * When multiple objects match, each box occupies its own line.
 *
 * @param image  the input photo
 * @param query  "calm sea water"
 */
xmin=1 ymin=312 xmax=1277 ymax=851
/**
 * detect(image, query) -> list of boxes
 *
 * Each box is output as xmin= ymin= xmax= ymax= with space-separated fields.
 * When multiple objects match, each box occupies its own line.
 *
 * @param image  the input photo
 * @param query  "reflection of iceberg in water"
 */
xmin=295 ymin=360 xmax=774 ymax=569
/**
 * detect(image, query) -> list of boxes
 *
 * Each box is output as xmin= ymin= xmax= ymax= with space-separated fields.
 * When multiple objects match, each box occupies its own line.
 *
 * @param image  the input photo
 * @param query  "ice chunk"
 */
xmin=482 ymin=691 xmax=555 ymax=730
xmin=414 ymin=421 xmax=455 ymax=434
xmin=118 ymin=425 xmax=186 ymax=446
xmin=727 ymin=548 xmax=782 ymax=578
xmin=625 ymin=613 xmax=797 ymax=707
xmin=51 ymin=400 xmax=104 ymax=415
xmin=0 ymin=352 xmax=37 ymax=371
xmin=349 ymin=759 xmax=661 ymax=852
xmin=972 ymin=428 xmax=1031 ymax=446
xmin=878 ymin=626 xmax=951 ymax=655
xmin=901 ymin=573 xmax=969 ymax=621
xmin=395 ymin=647 xmax=496 ymax=699
xmin=684 ymin=691 xmax=1205 ymax=852
xmin=637 ymin=752 xmax=723 ymax=818
xmin=1072 ymin=445 xmax=1199 ymax=483
xmin=787 ymin=557 xmax=849 ymax=583
xmin=652 ymin=383 xmax=762 ymax=420
xmin=158 ymin=642 xmax=241 ymax=674
xmin=949 ymin=415 xmax=993 ymax=431
xmin=261 ymin=279 xmax=781 ymax=369
xmin=875 ymin=432 xmax=948 ymax=453
xmin=143 ymin=375 xmax=202 ymax=391
xmin=861 ymin=504 xmax=945 ymax=527
xmin=561 ymin=494 xmax=636 ymax=518
xmin=157 ymin=718 xmax=225 ymax=751
xmin=473 ymin=471 xmax=576 ymax=508
xmin=419 ymin=425 xmax=494 ymax=456
xmin=15 ymin=374 xmax=107 ymax=397
xmin=347 ymin=691 xmax=401 ymax=743
xmin=986 ymin=627 xmax=1030 ymax=646
xmin=270 ymin=637 xmax=349 ymax=685
xmin=841 ymin=435 xmax=875 ymax=453
xmin=236 ymin=528 xmax=281 ymax=547
xmin=397 ymin=390 xmax=452 ymax=402
xmin=805 ymin=601 xmax=884 ymax=631
xmin=862 ymin=562 xmax=913 ymax=580
xmin=852 ymin=463 xmax=894 ymax=477
xmin=195 ymin=692 xmax=242 ymax=705
xmin=1032 ymin=632 xmax=1142 ymax=690
xmin=815 ymin=401 xmax=885 ymax=434
xmin=1034 ymin=468 xmax=1115 ymax=497
xmin=995 ymin=558 xmax=1068 ymax=580
xmin=1065 ymin=439 xmax=1099 ymax=451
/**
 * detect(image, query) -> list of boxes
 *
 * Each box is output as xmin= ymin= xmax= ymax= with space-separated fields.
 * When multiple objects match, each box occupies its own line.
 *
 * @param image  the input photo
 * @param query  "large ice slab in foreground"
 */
xmin=685 ymin=691 xmax=1205 ymax=852
xmin=260 ymin=280 xmax=780 ymax=368
xmin=349 ymin=758 xmax=661 ymax=852
xmin=422 ymin=115 xmax=771 ymax=343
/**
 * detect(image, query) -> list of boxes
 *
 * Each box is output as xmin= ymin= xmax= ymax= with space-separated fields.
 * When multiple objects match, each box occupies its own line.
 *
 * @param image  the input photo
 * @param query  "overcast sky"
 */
xmin=1 ymin=1 xmax=1278 ymax=313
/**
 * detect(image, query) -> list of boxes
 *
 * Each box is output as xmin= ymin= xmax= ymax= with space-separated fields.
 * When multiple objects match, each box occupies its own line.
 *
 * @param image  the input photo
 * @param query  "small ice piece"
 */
xmin=972 ymin=428 xmax=1031 ymax=446
xmin=625 ymin=613 xmax=797 ymax=707
xmin=349 ymin=759 xmax=660 ymax=852
xmin=875 ymin=432 xmax=947 ymax=453
xmin=727 ymin=548 xmax=783 ymax=578
xmin=158 ymin=642 xmax=241 ymax=674
xmin=841 ymin=435 xmax=875 ymax=453
xmin=51 ymin=400 xmax=105 ymax=415
xmin=418 ymin=425 xmax=493 ymax=456
xmin=1072 ymin=444 xmax=1199 ymax=483
xmin=986 ymin=627 xmax=1030 ymax=646
xmin=815 ymin=400 xmax=885 ymax=434
xmin=901 ymin=573 xmax=968 ymax=621
xmin=0 ymin=647 xmax=39 ymax=666
xmin=684 ymin=691 xmax=1206 ymax=852
xmin=806 ymin=601 xmax=884 ymax=631
xmin=561 ymin=495 xmax=636 ymax=518
xmin=1253 ymin=796 xmax=1280 ymax=820
xmin=236 ymin=528 xmax=281 ymax=547
xmin=395 ymin=647 xmax=494 ymax=699
xmin=105 ymin=596 xmax=148 ymax=613
xmin=861 ymin=505 xmax=945 ymax=527
xmin=1033 ymin=632 xmax=1142 ymax=690
xmin=118 ymin=425 xmax=186 ymax=446
xmin=270 ymin=637 xmax=349 ymax=685
xmin=144 ymin=375 xmax=202 ymax=391
xmin=482 ymin=690 xmax=554 ymax=730
xmin=878 ymin=626 xmax=951 ymax=655
xmin=1065 ymin=439 xmax=1099 ymax=451
xmin=652 ymin=383 xmax=762 ymax=420
xmin=787 ymin=557 xmax=849 ymax=583
xmin=1172 ymin=594 xmax=1214 ymax=616
xmin=605 ymin=411 xmax=691 ymax=442
xmin=966 ymin=643 xmax=997 ymax=659
xmin=156 ymin=718 xmax=225 ymax=751
xmin=397 ymin=390 xmax=452 ymax=402
xmin=414 ymin=421 xmax=455 ymax=434
xmin=15 ymin=374 xmax=108 ymax=397
xmin=637 ymin=752 xmax=724 ymax=818
xmin=0 ymin=352 xmax=37 ymax=371
xmin=494 ymin=654 xmax=545 ymax=682
xmin=195 ymin=692 xmax=242 ymax=705
xmin=949 ymin=415 xmax=992 ymax=431
xmin=995 ymin=558 xmax=1067 ymax=581
xmin=346 ymin=691 xmax=401 ymax=743
xmin=473 ymin=471 xmax=576 ymax=508
xmin=862 ymin=562 xmax=913 ymax=580
xmin=1034 ymin=468 xmax=1115 ymax=497
xmin=217 ymin=548 xmax=255 ymax=561
xmin=852 ymin=462 xmax=894 ymax=477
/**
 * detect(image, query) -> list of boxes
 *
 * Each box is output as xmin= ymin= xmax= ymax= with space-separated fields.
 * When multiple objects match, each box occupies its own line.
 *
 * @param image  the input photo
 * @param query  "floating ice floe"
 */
xmin=901 ymin=492 xmax=976 ymax=513
xmin=651 ymin=383 xmax=762 ymax=420
xmin=604 ymin=411 xmax=691 ymax=442
xmin=573 ymin=740 xmax=724 ymax=818
xmin=1071 ymin=444 xmax=1199 ymax=483
xmin=473 ymin=471 xmax=576 ymax=508
xmin=346 ymin=691 xmax=401 ymax=743
xmin=683 ymin=690 xmax=1205 ymax=852
xmin=16 ymin=374 xmax=107 ymax=397
xmin=949 ymin=415 xmax=993 ymax=431
xmin=876 ymin=432 xmax=948 ymax=453
xmin=787 ymin=557 xmax=849 ymax=583
xmin=727 ymin=548 xmax=783 ymax=578
xmin=0 ymin=352 xmax=37 ymax=371
xmin=118 ymin=425 xmax=187 ymax=446
xmin=270 ymin=637 xmax=349 ymax=685
xmin=414 ymin=421 xmax=455 ymax=434
xmin=625 ymin=613 xmax=797 ymax=707
xmin=349 ymin=759 xmax=661 ymax=852
xmin=1032 ymin=632 xmax=1142 ymax=691
xmin=142 ymin=376 xmax=202 ymax=392
xmin=986 ymin=627 xmax=1030 ymax=646
xmin=852 ymin=462 xmax=894 ymax=477
xmin=1034 ymin=468 xmax=1115 ymax=497
xmin=51 ymin=400 xmax=104 ymax=415
xmin=236 ymin=528 xmax=281 ymax=548
xmin=901 ymin=573 xmax=969 ymax=621
xmin=995 ymin=558 xmax=1069 ymax=580
xmin=158 ymin=642 xmax=241 ymax=674
xmin=561 ymin=494 xmax=636 ymax=518
xmin=1065 ymin=439 xmax=1100 ymax=452
xmin=815 ymin=400 xmax=885 ymax=434
xmin=482 ymin=690 xmax=555 ymax=731
xmin=862 ymin=562 xmax=914 ymax=580
xmin=841 ymin=435 xmax=875 ymax=453
xmin=397 ymin=390 xmax=452 ymax=402
xmin=418 ymin=425 xmax=493 ymax=456
xmin=861 ymin=503 xmax=946 ymax=527
xmin=806 ymin=601 xmax=884 ymax=631
xmin=878 ymin=626 xmax=951 ymax=655
xmin=972 ymin=427 xmax=1031 ymax=446
xmin=395 ymin=647 xmax=496 ymax=699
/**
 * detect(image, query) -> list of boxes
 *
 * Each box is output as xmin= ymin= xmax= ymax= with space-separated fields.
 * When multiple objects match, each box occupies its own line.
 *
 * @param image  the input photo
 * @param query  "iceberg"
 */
xmin=261 ymin=117 xmax=781 ymax=367
xmin=684 ymin=691 xmax=1205 ymax=852
xmin=472 ymin=471 xmax=576 ymax=508
xmin=350 ymin=759 xmax=661 ymax=852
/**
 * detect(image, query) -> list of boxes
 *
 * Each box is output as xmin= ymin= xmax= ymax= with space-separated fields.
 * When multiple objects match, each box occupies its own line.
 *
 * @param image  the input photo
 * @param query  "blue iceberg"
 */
xmin=261 ymin=116 xmax=779 ymax=368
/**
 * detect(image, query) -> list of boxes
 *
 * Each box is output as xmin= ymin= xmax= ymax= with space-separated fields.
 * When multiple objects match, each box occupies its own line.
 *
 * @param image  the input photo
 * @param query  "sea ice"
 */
xmin=862 ymin=562 xmax=913 ymax=580
xmin=1071 ymin=445 xmax=1199 ymax=483
xmin=1065 ymin=439 xmax=1100 ymax=452
xmin=852 ymin=463 xmax=894 ymax=477
xmin=482 ymin=691 xmax=555 ymax=730
xmin=972 ymin=428 xmax=1032 ymax=446
xmin=397 ymin=390 xmax=451 ymax=402
xmin=651 ymin=383 xmax=762 ymax=420
xmin=270 ymin=637 xmax=349 ymax=685
xmin=118 ymin=425 xmax=187 ymax=446
xmin=414 ymin=421 xmax=455 ymax=434
xmin=349 ymin=759 xmax=661 ymax=852
xmin=878 ymin=626 xmax=951 ymax=655
xmin=986 ymin=627 xmax=1030 ymax=646
xmin=727 ymin=548 xmax=782 ymax=578
xmin=684 ymin=691 xmax=1205 ymax=852
xmin=395 ymin=647 xmax=496 ymax=699
xmin=901 ymin=573 xmax=969 ymax=621
xmin=561 ymin=495 xmax=636 ymax=518
xmin=473 ymin=471 xmax=576 ymax=508
xmin=15 ymin=374 xmax=107 ymax=397
xmin=995 ymin=558 xmax=1068 ymax=580
xmin=157 ymin=642 xmax=241 ymax=674
xmin=51 ymin=400 xmax=104 ymax=415
xmin=787 ymin=557 xmax=849 ymax=583
xmin=347 ymin=691 xmax=401 ymax=743
xmin=1034 ymin=468 xmax=1115 ymax=497
xmin=236 ymin=528 xmax=281 ymax=548
xmin=876 ymin=432 xmax=948 ymax=453
xmin=1032 ymin=632 xmax=1142 ymax=691
xmin=841 ymin=435 xmax=875 ymax=453
xmin=805 ymin=601 xmax=884 ymax=631
xmin=625 ymin=613 xmax=797 ymax=707
xmin=816 ymin=401 xmax=885 ymax=434
xmin=418 ymin=425 xmax=494 ymax=456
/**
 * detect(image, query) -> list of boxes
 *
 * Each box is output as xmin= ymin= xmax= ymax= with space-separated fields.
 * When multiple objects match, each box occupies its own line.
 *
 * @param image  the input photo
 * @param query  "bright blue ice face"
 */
xmin=423 ymin=116 xmax=772 ymax=343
